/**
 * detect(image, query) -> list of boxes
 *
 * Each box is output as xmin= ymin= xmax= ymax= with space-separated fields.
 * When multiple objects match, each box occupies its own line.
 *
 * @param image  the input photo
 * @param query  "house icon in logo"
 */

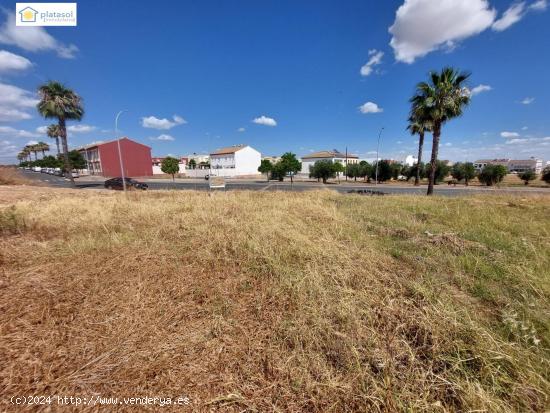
xmin=19 ymin=6 xmax=39 ymax=23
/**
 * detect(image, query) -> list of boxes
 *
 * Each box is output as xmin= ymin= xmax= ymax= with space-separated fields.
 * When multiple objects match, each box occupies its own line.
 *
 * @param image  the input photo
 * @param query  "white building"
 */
xmin=186 ymin=153 xmax=210 ymax=169
xmin=404 ymin=155 xmax=418 ymax=167
xmin=473 ymin=158 xmax=543 ymax=173
xmin=151 ymin=157 xmax=187 ymax=175
xmin=300 ymin=150 xmax=359 ymax=175
xmin=210 ymin=144 xmax=261 ymax=177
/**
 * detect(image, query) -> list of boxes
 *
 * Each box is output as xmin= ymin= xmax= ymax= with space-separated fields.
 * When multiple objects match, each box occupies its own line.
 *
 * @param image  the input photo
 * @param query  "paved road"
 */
xmin=21 ymin=170 xmax=549 ymax=196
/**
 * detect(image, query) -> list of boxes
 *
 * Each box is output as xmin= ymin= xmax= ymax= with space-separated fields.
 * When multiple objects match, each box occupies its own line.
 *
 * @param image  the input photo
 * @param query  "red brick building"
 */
xmin=77 ymin=137 xmax=153 ymax=177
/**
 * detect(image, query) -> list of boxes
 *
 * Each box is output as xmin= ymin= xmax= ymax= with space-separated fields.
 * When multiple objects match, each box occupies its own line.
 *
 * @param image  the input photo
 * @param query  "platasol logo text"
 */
xmin=16 ymin=3 xmax=77 ymax=26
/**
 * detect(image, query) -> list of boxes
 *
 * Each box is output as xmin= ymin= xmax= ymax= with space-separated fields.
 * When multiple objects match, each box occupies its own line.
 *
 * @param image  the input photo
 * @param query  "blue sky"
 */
xmin=1 ymin=0 xmax=549 ymax=163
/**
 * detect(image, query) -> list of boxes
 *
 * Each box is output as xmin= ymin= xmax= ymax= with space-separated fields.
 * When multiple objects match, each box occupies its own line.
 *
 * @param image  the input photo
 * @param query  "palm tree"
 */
xmin=17 ymin=151 xmax=27 ymax=164
xmin=37 ymin=81 xmax=84 ymax=185
xmin=47 ymin=124 xmax=61 ymax=155
xmin=411 ymin=68 xmax=471 ymax=195
xmin=21 ymin=147 xmax=31 ymax=162
xmin=25 ymin=144 xmax=38 ymax=160
xmin=406 ymin=112 xmax=432 ymax=186
xmin=36 ymin=141 xmax=50 ymax=158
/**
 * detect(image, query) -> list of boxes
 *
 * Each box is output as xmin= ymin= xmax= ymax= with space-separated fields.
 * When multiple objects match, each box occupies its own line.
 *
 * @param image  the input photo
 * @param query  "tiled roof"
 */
xmin=210 ymin=145 xmax=247 ymax=155
xmin=301 ymin=150 xmax=359 ymax=159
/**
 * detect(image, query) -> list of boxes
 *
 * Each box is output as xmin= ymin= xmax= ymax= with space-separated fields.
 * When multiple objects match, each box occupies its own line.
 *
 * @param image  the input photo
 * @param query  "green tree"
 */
xmin=407 ymin=113 xmax=432 ymax=186
xmin=47 ymin=124 xmax=61 ymax=155
xmin=279 ymin=152 xmax=302 ymax=183
xmin=434 ymin=161 xmax=450 ymax=183
xmin=258 ymin=159 xmax=273 ymax=181
xmin=68 ymin=150 xmax=87 ymax=171
xmin=161 ymin=156 xmax=180 ymax=181
xmin=346 ymin=163 xmax=360 ymax=181
xmin=359 ymin=161 xmax=372 ymax=182
xmin=519 ymin=170 xmax=536 ymax=185
xmin=333 ymin=161 xmax=345 ymax=183
xmin=271 ymin=162 xmax=286 ymax=181
xmin=451 ymin=162 xmax=466 ymax=182
xmin=37 ymin=81 xmax=84 ymax=186
xmin=188 ymin=159 xmax=197 ymax=169
xmin=462 ymin=162 xmax=476 ymax=186
xmin=373 ymin=160 xmax=392 ymax=182
xmin=542 ymin=167 xmax=550 ymax=185
xmin=390 ymin=163 xmax=403 ymax=180
xmin=478 ymin=164 xmax=507 ymax=186
xmin=411 ymin=68 xmax=471 ymax=195
xmin=310 ymin=160 xmax=336 ymax=184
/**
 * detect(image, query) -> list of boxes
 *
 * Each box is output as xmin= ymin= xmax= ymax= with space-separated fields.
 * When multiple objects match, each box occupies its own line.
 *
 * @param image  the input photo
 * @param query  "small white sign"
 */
xmin=16 ymin=3 xmax=77 ymax=26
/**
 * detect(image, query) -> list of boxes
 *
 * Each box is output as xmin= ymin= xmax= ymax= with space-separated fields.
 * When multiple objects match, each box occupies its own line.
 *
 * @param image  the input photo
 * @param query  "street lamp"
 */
xmin=115 ymin=110 xmax=127 ymax=192
xmin=375 ymin=127 xmax=384 ymax=185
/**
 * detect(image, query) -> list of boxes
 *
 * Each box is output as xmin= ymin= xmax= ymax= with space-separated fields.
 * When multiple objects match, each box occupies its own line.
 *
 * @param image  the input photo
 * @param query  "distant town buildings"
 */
xmin=151 ymin=156 xmax=187 ymax=175
xmin=77 ymin=137 xmax=153 ymax=177
xmin=473 ymin=157 xmax=543 ymax=173
xmin=209 ymin=144 xmax=261 ymax=176
xmin=300 ymin=150 xmax=359 ymax=175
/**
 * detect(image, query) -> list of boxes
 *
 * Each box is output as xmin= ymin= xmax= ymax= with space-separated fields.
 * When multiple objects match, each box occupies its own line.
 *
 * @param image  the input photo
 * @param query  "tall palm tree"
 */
xmin=47 ymin=124 xmax=61 ymax=155
xmin=37 ymin=81 xmax=84 ymax=185
xmin=406 ymin=111 xmax=432 ymax=186
xmin=36 ymin=141 xmax=50 ymax=158
xmin=411 ymin=68 xmax=471 ymax=195
xmin=25 ymin=144 xmax=38 ymax=160
xmin=21 ymin=147 xmax=31 ymax=162
xmin=17 ymin=151 xmax=27 ymax=164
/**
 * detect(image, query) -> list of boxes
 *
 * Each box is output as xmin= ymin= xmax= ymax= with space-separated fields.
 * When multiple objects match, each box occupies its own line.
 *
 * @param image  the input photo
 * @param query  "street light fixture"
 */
xmin=115 ymin=110 xmax=128 ymax=192
xmin=375 ymin=127 xmax=384 ymax=186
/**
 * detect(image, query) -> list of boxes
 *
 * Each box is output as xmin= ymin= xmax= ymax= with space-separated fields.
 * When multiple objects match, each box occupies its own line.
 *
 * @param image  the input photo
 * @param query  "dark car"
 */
xmin=104 ymin=177 xmax=148 ymax=190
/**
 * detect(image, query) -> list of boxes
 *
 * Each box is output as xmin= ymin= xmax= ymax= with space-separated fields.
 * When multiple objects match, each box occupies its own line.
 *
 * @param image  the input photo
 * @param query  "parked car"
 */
xmin=71 ymin=171 xmax=80 ymax=178
xmin=104 ymin=177 xmax=148 ymax=190
xmin=204 ymin=173 xmax=218 ymax=180
xmin=32 ymin=166 xmax=41 ymax=172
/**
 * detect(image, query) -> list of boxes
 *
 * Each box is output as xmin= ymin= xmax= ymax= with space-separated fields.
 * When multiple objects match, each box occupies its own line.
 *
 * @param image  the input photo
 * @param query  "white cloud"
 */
xmin=521 ymin=97 xmax=535 ymax=104
xmin=0 ymin=13 xmax=78 ymax=59
xmin=360 ymin=49 xmax=384 ymax=76
xmin=237 ymin=127 xmax=246 ymax=132
xmin=252 ymin=115 xmax=277 ymax=127
xmin=529 ymin=0 xmax=547 ymax=10
xmin=388 ymin=0 xmax=496 ymax=63
xmin=0 ymin=139 xmax=18 ymax=159
xmin=26 ymin=140 xmax=38 ymax=145
xmin=141 ymin=115 xmax=187 ymax=130
xmin=0 ymin=50 xmax=32 ymax=73
xmin=469 ymin=84 xmax=492 ymax=96
xmin=0 ymin=126 xmax=40 ymax=138
xmin=492 ymin=2 xmax=526 ymax=31
xmin=359 ymin=101 xmax=383 ymax=114
xmin=500 ymin=131 xmax=520 ymax=138
xmin=522 ymin=126 xmax=529 ymax=130
xmin=67 ymin=124 xmax=96 ymax=133
xmin=0 ymin=82 xmax=38 ymax=121
xmin=505 ymin=138 xmax=529 ymax=144
xmin=149 ymin=134 xmax=175 ymax=141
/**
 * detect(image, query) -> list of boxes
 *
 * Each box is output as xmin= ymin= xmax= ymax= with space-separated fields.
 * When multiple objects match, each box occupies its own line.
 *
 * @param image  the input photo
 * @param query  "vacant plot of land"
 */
xmin=0 ymin=188 xmax=548 ymax=412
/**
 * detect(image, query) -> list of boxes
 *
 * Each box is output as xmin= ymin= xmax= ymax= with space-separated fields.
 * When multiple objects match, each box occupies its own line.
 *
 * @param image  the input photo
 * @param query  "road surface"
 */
xmin=20 ymin=170 xmax=549 ymax=196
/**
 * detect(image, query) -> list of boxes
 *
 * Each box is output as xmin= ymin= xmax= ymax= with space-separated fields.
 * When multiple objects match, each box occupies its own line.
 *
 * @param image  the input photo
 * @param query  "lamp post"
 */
xmin=115 ymin=110 xmax=127 ymax=192
xmin=375 ymin=127 xmax=384 ymax=185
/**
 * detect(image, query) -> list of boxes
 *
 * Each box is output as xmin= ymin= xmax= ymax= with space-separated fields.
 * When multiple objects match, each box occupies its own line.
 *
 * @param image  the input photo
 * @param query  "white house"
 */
xmin=404 ymin=155 xmax=418 ymax=167
xmin=209 ymin=144 xmax=261 ymax=177
xmin=300 ymin=150 xmax=359 ymax=175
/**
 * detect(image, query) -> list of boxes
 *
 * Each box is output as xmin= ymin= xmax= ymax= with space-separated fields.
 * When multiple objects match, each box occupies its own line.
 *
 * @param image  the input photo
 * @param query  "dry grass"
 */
xmin=0 ymin=167 xmax=39 ymax=186
xmin=0 ymin=187 xmax=549 ymax=412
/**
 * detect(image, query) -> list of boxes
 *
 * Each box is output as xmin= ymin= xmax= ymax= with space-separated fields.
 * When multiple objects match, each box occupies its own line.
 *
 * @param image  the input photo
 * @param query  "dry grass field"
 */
xmin=0 ymin=186 xmax=549 ymax=412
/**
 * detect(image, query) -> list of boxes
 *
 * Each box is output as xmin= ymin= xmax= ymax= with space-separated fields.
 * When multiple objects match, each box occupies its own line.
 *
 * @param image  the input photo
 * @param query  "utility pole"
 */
xmin=375 ymin=127 xmax=384 ymax=186
xmin=115 ymin=110 xmax=127 ymax=192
